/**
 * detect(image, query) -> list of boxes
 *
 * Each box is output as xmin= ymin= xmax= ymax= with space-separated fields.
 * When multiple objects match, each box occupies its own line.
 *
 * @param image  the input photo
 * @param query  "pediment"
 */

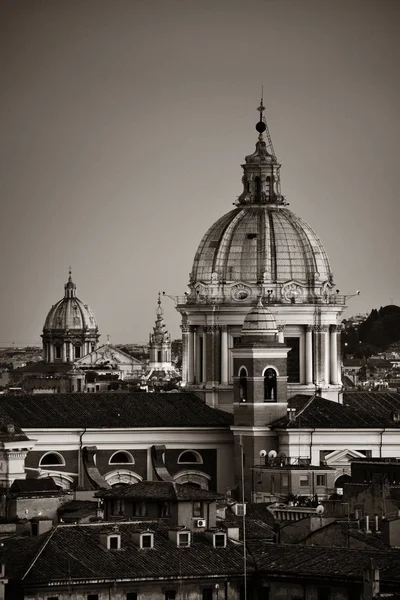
xmin=325 ymin=448 xmax=367 ymax=466
xmin=75 ymin=344 xmax=142 ymax=366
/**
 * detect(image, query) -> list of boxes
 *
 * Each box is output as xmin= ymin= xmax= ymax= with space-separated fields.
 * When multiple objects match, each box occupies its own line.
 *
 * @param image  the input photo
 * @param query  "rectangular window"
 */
xmin=55 ymin=346 xmax=62 ymax=359
xmin=281 ymin=474 xmax=289 ymax=488
xmin=133 ymin=502 xmax=147 ymax=517
xmin=299 ymin=476 xmax=309 ymax=487
xmin=75 ymin=345 xmax=81 ymax=359
xmin=202 ymin=588 xmax=213 ymax=600
xmin=214 ymin=533 xmax=226 ymax=547
xmin=159 ymin=502 xmax=171 ymax=517
xmin=165 ymin=591 xmax=176 ymax=600
xmin=126 ymin=593 xmax=138 ymax=600
xmin=87 ymin=595 xmax=99 ymax=600
xmin=316 ymin=474 xmax=327 ymax=487
xmin=178 ymin=532 xmax=190 ymax=547
xmin=141 ymin=534 xmax=153 ymax=548
xmin=109 ymin=535 xmax=119 ymax=550
xmin=286 ymin=337 xmax=300 ymax=383
xmin=193 ymin=501 xmax=203 ymax=517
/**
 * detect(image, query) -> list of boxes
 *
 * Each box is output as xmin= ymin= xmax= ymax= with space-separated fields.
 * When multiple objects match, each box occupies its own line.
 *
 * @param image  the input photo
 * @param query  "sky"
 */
xmin=0 ymin=0 xmax=399 ymax=346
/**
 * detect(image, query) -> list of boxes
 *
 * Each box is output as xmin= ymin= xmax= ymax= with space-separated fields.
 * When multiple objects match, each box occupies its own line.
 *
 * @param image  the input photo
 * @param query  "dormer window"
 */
xmin=141 ymin=533 xmax=154 ymax=549
xmin=177 ymin=531 xmax=191 ymax=548
xmin=214 ymin=533 xmax=226 ymax=548
xmin=99 ymin=531 xmax=121 ymax=550
xmin=108 ymin=534 xmax=121 ymax=550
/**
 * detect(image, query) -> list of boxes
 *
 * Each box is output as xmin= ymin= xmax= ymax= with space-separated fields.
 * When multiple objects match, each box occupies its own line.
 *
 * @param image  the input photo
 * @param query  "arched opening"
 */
xmin=173 ymin=470 xmax=211 ymax=490
xmin=104 ymin=470 xmax=142 ymax=487
xmin=177 ymin=451 xmax=203 ymax=464
xmin=37 ymin=472 xmax=72 ymax=490
xmin=39 ymin=452 xmax=65 ymax=467
xmin=264 ymin=368 xmax=277 ymax=401
xmin=109 ymin=451 xmax=135 ymax=465
xmin=335 ymin=474 xmax=352 ymax=496
xmin=239 ymin=367 xmax=248 ymax=402
xmin=255 ymin=176 xmax=261 ymax=203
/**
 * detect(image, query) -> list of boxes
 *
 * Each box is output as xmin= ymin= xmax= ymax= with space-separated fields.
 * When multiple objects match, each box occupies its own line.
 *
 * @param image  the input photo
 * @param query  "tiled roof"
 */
xmin=96 ymin=481 xmax=224 ymax=502
xmin=223 ymin=504 xmax=275 ymax=541
xmin=247 ymin=542 xmax=400 ymax=581
xmin=0 ymin=420 xmax=31 ymax=444
xmin=9 ymin=479 xmax=59 ymax=495
xmin=0 ymin=392 xmax=233 ymax=429
xmin=272 ymin=392 xmax=400 ymax=429
xmin=2 ymin=521 xmax=251 ymax=584
xmin=13 ymin=361 xmax=74 ymax=374
xmin=58 ymin=500 xmax=98 ymax=522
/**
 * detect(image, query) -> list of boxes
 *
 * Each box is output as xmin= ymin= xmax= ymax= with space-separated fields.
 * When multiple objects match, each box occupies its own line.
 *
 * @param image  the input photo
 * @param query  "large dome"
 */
xmin=191 ymin=205 xmax=332 ymax=286
xmin=186 ymin=107 xmax=334 ymax=306
xmin=43 ymin=273 xmax=98 ymax=333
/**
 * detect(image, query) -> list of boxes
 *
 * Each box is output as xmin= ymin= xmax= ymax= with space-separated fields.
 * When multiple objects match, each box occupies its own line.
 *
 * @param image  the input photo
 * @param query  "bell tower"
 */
xmin=231 ymin=299 xmax=290 ymax=500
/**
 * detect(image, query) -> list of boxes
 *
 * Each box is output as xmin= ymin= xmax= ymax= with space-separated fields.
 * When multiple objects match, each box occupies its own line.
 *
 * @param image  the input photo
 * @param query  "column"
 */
xmin=188 ymin=328 xmax=195 ymax=384
xmin=221 ymin=326 xmax=228 ymax=385
xmin=277 ymin=324 xmax=285 ymax=344
xmin=181 ymin=323 xmax=189 ymax=384
xmin=202 ymin=330 xmax=207 ymax=384
xmin=330 ymin=325 xmax=339 ymax=385
xmin=195 ymin=328 xmax=202 ymax=383
xmin=305 ymin=325 xmax=313 ymax=385
xmin=322 ymin=326 xmax=330 ymax=384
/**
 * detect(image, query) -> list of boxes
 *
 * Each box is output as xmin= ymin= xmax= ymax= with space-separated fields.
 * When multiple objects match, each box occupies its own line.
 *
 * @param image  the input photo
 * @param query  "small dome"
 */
xmin=43 ymin=273 xmax=98 ymax=333
xmin=242 ymin=299 xmax=277 ymax=333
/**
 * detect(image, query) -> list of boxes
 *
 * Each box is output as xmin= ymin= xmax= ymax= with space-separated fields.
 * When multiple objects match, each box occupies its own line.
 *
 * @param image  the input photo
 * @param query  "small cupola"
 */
xmin=168 ymin=527 xmax=191 ymax=548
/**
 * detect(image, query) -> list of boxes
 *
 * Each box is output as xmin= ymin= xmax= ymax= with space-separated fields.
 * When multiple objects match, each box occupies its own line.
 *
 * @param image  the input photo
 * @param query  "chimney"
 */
xmin=375 ymin=515 xmax=379 ymax=532
xmin=363 ymin=559 xmax=379 ymax=600
xmin=366 ymin=515 xmax=370 ymax=533
xmin=6 ymin=424 xmax=14 ymax=434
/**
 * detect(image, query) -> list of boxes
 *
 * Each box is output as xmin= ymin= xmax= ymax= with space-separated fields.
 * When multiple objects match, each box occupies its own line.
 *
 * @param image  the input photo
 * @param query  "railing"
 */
xmin=175 ymin=295 xmax=348 ymax=306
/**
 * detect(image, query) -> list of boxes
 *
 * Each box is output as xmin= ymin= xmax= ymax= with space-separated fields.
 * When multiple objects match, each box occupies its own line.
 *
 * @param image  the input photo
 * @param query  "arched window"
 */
xmin=177 ymin=451 xmax=203 ymax=464
xmin=239 ymin=368 xmax=248 ymax=402
xmin=74 ymin=345 xmax=82 ymax=359
xmin=109 ymin=451 xmax=134 ymax=465
xmin=39 ymin=452 xmax=65 ymax=467
xmin=255 ymin=176 xmax=261 ymax=203
xmin=264 ymin=368 xmax=277 ymax=401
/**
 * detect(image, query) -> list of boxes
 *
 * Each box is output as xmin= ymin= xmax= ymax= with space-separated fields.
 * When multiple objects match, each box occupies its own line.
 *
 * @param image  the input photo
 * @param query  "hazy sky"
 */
xmin=0 ymin=0 xmax=399 ymax=345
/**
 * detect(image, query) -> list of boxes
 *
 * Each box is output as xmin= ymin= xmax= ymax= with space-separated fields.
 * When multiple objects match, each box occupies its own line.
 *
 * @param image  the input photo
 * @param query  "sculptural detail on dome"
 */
xmin=281 ymin=282 xmax=303 ymax=303
xmin=231 ymin=284 xmax=252 ymax=302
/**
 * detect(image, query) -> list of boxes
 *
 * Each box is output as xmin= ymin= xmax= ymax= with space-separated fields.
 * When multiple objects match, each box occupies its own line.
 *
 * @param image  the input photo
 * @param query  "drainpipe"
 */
xmin=77 ymin=427 xmax=87 ymax=491
xmin=379 ymin=429 xmax=385 ymax=459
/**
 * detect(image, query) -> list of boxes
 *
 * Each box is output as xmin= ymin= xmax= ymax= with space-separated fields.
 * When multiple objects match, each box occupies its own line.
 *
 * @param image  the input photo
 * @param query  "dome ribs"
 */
xmin=267 ymin=210 xmax=277 ymax=283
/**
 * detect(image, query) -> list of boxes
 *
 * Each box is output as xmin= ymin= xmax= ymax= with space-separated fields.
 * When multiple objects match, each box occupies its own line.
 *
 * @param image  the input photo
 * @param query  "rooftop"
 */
xmin=1 ymin=521 xmax=251 ymax=584
xmin=0 ymin=392 xmax=233 ymax=429
xmin=96 ymin=481 xmax=224 ymax=502
xmin=272 ymin=391 xmax=400 ymax=429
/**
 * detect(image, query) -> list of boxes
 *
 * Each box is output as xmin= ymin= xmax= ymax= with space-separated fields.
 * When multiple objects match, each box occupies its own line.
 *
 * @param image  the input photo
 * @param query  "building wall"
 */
xmin=23 ymin=578 xmax=242 ymax=600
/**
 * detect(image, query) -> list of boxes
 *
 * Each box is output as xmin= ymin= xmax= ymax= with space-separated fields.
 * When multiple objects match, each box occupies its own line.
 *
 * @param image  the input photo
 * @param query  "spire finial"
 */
xmin=256 ymin=87 xmax=267 ymax=135
xmin=68 ymin=266 xmax=72 ymax=282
